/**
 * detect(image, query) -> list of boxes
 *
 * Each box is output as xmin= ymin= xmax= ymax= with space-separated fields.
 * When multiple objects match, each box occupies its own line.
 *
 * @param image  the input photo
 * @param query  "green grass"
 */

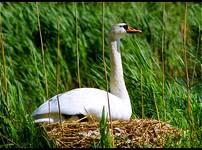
xmin=0 ymin=2 xmax=201 ymax=148
xmin=96 ymin=107 xmax=113 ymax=148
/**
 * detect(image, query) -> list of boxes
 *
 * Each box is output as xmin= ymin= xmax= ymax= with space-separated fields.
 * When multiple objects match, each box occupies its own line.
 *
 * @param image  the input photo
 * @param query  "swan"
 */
xmin=32 ymin=23 xmax=142 ymax=123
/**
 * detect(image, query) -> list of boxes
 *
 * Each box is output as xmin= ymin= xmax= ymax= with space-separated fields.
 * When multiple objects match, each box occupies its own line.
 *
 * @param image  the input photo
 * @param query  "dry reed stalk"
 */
xmin=35 ymin=2 xmax=51 ymax=125
xmin=55 ymin=18 xmax=63 ymax=125
xmin=183 ymin=2 xmax=192 ymax=116
xmin=140 ymin=68 xmax=144 ymax=119
xmin=0 ymin=11 xmax=7 ymax=96
xmin=102 ymin=2 xmax=114 ymax=147
xmin=75 ymin=2 xmax=81 ymax=88
xmin=161 ymin=2 xmax=166 ymax=121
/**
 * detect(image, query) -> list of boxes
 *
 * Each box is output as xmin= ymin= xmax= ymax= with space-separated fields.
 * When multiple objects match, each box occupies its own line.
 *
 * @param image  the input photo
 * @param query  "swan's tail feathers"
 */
xmin=34 ymin=118 xmax=55 ymax=123
xmin=34 ymin=116 xmax=66 ymax=123
xmin=33 ymin=113 xmax=66 ymax=123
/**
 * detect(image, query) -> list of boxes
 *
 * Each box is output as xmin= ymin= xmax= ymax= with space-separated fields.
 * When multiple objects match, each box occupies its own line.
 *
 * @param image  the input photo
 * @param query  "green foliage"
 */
xmin=95 ymin=107 xmax=113 ymax=148
xmin=0 ymin=2 xmax=201 ymax=148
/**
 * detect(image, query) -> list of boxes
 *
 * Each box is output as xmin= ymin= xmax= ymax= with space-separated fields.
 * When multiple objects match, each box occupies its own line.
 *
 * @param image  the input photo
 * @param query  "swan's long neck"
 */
xmin=109 ymin=39 xmax=130 ymax=102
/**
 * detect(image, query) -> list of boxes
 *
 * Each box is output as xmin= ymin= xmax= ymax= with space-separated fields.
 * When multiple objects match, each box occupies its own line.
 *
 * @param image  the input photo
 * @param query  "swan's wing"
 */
xmin=32 ymin=88 xmax=115 ymax=115
xmin=32 ymin=88 xmax=131 ymax=120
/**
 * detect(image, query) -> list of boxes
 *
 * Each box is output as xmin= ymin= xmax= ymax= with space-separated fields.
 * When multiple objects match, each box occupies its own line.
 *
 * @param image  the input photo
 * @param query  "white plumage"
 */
xmin=32 ymin=23 xmax=141 ymax=123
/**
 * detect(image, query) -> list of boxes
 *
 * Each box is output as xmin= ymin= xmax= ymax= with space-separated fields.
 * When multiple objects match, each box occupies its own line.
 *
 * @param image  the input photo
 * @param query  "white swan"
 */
xmin=32 ymin=23 xmax=141 ymax=123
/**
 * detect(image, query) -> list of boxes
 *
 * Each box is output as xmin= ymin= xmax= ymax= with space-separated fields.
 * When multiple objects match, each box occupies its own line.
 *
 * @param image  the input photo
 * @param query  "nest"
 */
xmin=40 ymin=119 xmax=181 ymax=148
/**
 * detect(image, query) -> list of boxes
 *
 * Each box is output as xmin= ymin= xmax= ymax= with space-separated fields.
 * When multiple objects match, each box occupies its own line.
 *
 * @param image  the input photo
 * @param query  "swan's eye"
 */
xmin=120 ymin=25 xmax=128 ymax=30
xmin=123 ymin=25 xmax=128 ymax=30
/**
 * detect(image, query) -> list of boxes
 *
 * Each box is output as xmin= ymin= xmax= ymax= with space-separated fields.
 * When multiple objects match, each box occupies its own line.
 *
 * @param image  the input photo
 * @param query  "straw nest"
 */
xmin=40 ymin=119 xmax=181 ymax=148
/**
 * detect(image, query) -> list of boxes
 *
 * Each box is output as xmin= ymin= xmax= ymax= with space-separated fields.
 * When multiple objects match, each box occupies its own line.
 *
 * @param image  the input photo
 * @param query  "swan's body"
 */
xmin=33 ymin=88 xmax=131 ymax=123
xmin=32 ymin=23 xmax=141 ymax=123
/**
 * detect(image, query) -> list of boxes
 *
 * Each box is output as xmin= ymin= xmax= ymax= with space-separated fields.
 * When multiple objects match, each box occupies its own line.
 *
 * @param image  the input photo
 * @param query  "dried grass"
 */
xmin=39 ymin=119 xmax=182 ymax=148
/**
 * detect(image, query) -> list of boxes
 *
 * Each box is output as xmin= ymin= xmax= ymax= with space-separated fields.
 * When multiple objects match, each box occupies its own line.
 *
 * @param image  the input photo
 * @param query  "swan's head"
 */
xmin=109 ymin=23 xmax=141 ymax=41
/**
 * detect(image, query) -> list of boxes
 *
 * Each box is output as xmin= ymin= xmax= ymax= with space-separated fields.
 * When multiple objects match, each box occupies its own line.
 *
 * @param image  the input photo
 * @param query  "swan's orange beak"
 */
xmin=127 ymin=26 xmax=142 ymax=33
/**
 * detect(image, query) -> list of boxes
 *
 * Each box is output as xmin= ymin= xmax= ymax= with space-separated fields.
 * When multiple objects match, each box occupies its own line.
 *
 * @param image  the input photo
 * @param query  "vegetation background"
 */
xmin=0 ymin=2 xmax=201 ymax=148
